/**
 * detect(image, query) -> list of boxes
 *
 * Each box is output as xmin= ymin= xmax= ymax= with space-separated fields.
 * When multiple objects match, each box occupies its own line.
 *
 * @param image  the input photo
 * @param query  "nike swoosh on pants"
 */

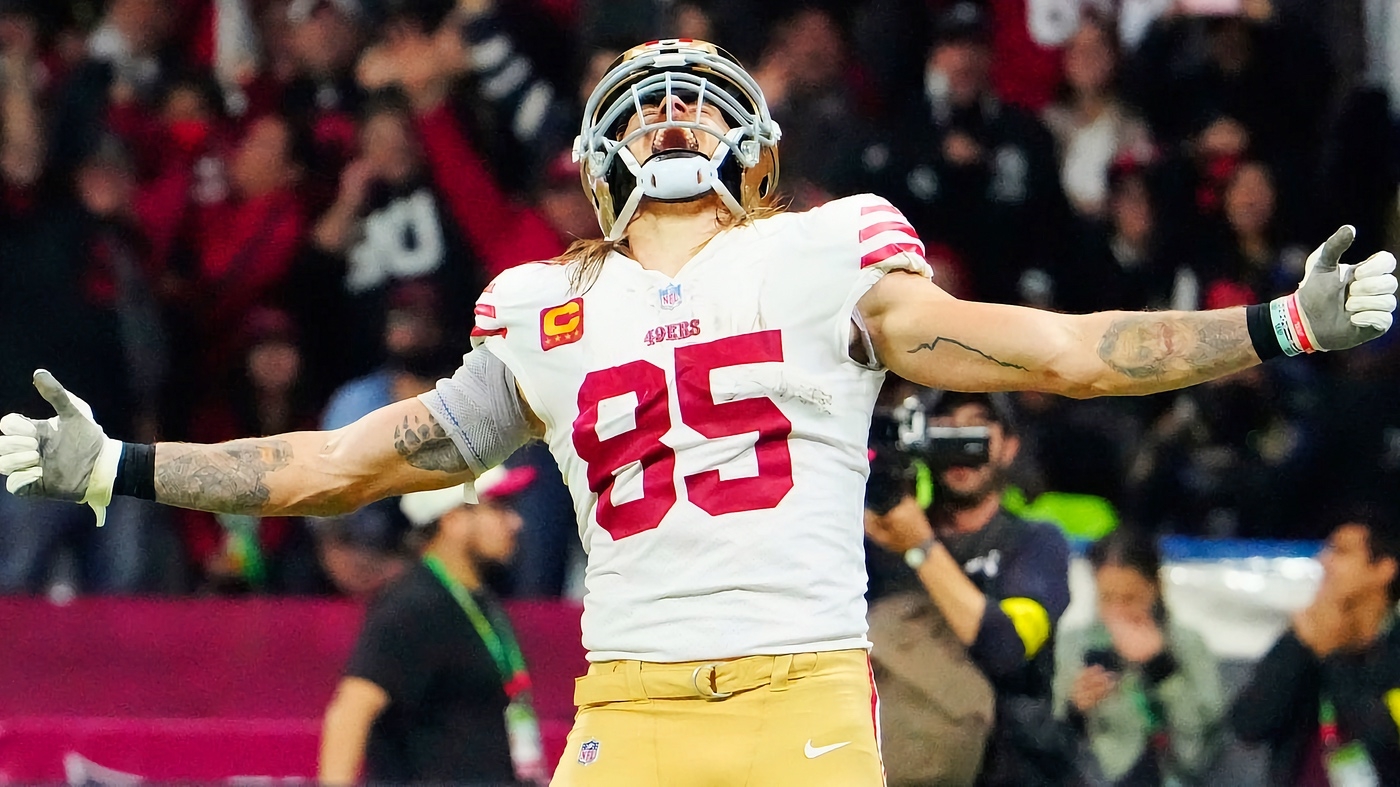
xmin=804 ymin=740 xmax=851 ymax=759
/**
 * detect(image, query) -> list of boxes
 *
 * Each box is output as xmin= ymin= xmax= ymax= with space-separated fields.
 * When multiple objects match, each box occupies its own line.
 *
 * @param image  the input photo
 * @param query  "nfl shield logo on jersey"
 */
xmin=578 ymin=739 xmax=601 ymax=766
xmin=658 ymin=283 xmax=683 ymax=310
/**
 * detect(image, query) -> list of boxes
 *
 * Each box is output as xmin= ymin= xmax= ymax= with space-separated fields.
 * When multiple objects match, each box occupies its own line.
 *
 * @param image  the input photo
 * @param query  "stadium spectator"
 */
xmin=871 ymin=1 xmax=1072 ymax=305
xmin=1059 ymin=159 xmax=1198 ymax=315
xmin=753 ymin=6 xmax=871 ymax=206
xmin=0 ymin=0 xmax=44 ymax=195
xmin=48 ymin=0 xmax=174 ymax=179
xmin=1041 ymin=14 xmax=1153 ymax=220
xmin=1230 ymin=504 xmax=1400 ymax=785
xmin=1054 ymin=528 xmax=1223 ymax=786
xmin=864 ymin=391 xmax=1075 ymax=786
xmin=279 ymin=0 xmax=369 ymax=193
xmin=1198 ymin=159 xmax=1310 ymax=310
xmin=319 ymin=280 xmax=455 ymax=431
xmin=455 ymin=0 xmax=578 ymax=178
xmin=0 ymin=131 xmax=173 ymax=595
xmin=179 ymin=308 xmax=324 ymax=594
xmin=319 ymin=466 xmax=542 ymax=786
xmin=1123 ymin=366 xmax=1314 ymax=538
xmin=303 ymin=89 xmax=487 ymax=380
xmin=1128 ymin=3 xmax=1332 ymax=207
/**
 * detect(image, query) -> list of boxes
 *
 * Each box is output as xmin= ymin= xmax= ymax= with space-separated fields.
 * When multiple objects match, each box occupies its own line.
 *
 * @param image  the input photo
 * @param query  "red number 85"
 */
xmin=571 ymin=330 xmax=795 ymax=539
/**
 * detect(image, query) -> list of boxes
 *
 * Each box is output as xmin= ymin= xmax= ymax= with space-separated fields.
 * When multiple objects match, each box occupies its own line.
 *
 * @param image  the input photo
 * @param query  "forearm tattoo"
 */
xmin=394 ymin=414 xmax=470 ymax=473
xmin=1096 ymin=312 xmax=1254 ymax=383
xmin=154 ymin=440 xmax=293 ymax=514
xmin=907 ymin=336 xmax=1030 ymax=371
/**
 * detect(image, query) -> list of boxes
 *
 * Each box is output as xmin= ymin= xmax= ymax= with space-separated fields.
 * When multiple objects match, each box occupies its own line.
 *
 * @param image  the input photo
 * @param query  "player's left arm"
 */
xmin=860 ymin=226 xmax=1397 ymax=397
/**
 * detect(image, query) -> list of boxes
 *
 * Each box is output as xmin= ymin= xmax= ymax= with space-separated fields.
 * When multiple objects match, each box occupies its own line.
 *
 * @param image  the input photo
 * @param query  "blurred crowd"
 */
xmin=1 ymin=0 xmax=1400 ymax=598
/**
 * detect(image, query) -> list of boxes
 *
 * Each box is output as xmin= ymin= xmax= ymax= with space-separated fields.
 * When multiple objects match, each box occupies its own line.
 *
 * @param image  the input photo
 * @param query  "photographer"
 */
xmin=865 ymin=391 xmax=1073 ymax=786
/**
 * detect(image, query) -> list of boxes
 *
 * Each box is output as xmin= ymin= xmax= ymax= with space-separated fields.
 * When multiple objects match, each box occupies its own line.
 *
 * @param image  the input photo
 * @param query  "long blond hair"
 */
xmin=555 ymin=199 xmax=788 ymax=293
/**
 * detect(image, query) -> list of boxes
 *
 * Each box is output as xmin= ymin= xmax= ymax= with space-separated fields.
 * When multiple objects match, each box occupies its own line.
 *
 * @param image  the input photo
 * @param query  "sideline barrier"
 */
xmin=1062 ymin=537 xmax=1321 ymax=661
xmin=0 ymin=598 xmax=585 ymax=784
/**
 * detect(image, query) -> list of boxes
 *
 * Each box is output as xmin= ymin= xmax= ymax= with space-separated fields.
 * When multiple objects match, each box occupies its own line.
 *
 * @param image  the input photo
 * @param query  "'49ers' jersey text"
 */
xmin=472 ymin=194 xmax=932 ymax=662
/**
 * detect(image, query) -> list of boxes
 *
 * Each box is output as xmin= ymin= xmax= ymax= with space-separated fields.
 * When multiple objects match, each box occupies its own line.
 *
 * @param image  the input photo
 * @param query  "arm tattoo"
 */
xmin=394 ymin=414 xmax=470 ymax=473
xmin=154 ymin=440 xmax=293 ymax=514
xmin=1096 ymin=312 xmax=1253 ymax=383
xmin=908 ymin=337 xmax=1030 ymax=371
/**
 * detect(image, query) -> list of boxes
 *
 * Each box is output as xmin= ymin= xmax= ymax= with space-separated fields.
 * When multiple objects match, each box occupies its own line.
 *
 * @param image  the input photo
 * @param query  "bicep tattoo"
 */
xmin=393 ymin=413 xmax=470 ymax=473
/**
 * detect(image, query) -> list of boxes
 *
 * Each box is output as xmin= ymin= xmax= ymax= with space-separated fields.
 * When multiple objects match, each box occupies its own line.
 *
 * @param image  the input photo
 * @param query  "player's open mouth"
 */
xmin=651 ymin=128 xmax=700 ymax=155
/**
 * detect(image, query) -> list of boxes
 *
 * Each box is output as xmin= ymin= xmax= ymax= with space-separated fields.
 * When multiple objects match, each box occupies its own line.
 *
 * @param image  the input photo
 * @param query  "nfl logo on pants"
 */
xmin=578 ymin=739 xmax=601 ymax=766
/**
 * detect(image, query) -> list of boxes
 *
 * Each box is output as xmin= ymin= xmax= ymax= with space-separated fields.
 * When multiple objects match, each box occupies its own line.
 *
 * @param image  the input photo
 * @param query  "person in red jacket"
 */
xmin=141 ymin=111 xmax=310 ymax=394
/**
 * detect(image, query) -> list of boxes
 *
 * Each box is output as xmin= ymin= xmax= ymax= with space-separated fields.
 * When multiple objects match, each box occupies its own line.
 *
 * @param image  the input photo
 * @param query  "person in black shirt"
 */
xmin=320 ymin=464 xmax=542 ymax=786
xmin=1230 ymin=504 xmax=1400 ymax=786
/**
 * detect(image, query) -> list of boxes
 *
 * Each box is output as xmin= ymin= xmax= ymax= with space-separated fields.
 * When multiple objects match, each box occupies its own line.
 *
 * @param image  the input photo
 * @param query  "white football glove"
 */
xmin=0 ymin=370 xmax=123 ymax=526
xmin=1289 ymin=225 xmax=1398 ymax=351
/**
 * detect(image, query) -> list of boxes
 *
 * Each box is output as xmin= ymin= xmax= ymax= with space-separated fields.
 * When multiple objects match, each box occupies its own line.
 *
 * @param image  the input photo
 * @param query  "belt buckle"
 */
xmin=691 ymin=663 xmax=733 ymax=700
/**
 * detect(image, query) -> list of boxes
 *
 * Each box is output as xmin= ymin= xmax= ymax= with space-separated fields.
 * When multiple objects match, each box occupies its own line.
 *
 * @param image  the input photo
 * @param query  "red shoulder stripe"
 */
xmin=858 ymin=220 xmax=919 ymax=243
xmin=861 ymin=243 xmax=925 ymax=268
xmin=859 ymin=203 xmax=901 ymax=216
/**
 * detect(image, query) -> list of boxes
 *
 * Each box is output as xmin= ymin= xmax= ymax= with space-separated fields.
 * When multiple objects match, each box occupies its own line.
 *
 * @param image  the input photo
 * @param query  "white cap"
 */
xmin=397 ymin=464 xmax=537 ymax=527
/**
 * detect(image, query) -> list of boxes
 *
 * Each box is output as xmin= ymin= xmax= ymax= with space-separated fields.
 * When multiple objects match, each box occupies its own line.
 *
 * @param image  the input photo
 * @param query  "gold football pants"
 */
xmin=550 ymin=648 xmax=884 ymax=786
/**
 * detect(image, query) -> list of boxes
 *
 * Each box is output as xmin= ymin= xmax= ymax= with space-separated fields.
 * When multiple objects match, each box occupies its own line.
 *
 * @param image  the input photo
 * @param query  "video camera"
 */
xmin=865 ymin=395 xmax=992 ymax=515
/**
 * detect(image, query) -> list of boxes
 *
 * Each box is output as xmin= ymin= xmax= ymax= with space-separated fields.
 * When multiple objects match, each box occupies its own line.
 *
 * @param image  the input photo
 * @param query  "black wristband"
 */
xmin=113 ymin=443 xmax=157 ymax=500
xmin=1246 ymin=302 xmax=1283 ymax=362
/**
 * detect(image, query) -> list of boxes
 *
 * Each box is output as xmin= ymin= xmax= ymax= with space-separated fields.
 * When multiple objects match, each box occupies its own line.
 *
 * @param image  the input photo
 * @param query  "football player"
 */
xmin=1 ymin=40 xmax=1395 ymax=786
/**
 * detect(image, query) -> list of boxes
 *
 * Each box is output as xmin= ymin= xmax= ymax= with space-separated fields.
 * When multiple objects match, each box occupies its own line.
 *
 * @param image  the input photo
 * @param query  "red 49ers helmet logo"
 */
xmin=540 ymin=298 xmax=585 ymax=350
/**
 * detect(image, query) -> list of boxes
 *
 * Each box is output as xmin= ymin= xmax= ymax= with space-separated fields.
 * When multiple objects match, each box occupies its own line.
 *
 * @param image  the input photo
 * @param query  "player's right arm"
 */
xmin=152 ymin=397 xmax=473 ymax=517
xmin=0 ymin=349 xmax=538 ymax=521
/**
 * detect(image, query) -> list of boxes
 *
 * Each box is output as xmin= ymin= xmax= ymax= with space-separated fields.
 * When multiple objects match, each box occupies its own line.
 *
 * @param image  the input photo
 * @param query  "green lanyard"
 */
xmin=1127 ymin=682 xmax=1162 ymax=733
xmin=422 ymin=556 xmax=529 ymax=697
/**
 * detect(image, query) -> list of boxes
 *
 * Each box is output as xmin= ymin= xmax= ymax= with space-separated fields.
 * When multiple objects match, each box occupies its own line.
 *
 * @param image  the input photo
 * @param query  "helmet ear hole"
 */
xmin=758 ymin=176 xmax=771 ymax=198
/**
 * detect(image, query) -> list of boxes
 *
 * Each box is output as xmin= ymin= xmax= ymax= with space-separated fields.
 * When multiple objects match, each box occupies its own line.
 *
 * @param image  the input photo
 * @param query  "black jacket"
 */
xmin=1230 ymin=625 xmax=1400 ymax=785
xmin=869 ymin=92 xmax=1071 ymax=306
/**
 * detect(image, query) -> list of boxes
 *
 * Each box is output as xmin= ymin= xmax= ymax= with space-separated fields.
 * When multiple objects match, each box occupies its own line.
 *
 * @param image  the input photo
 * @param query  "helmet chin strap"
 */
xmin=606 ymin=132 xmax=746 ymax=241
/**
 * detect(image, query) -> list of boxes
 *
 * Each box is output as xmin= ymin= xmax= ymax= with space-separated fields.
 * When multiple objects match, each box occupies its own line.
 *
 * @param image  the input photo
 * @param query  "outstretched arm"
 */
xmin=0 ymin=349 xmax=538 ymax=522
xmin=860 ymin=227 xmax=1396 ymax=397
xmin=862 ymin=276 xmax=1258 ymax=398
xmin=152 ymin=398 xmax=473 ymax=517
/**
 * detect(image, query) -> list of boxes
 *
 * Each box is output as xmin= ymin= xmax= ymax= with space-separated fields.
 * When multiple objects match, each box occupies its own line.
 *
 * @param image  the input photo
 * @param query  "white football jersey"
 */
xmin=472 ymin=194 xmax=933 ymax=662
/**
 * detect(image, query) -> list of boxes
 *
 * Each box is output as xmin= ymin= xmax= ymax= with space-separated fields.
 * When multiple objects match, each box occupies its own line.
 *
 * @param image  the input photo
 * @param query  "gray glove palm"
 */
xmin=1294 ymin=225 xmax=1397 ymax=351
xmin=0 ymin=370 xmax=121 ymax=526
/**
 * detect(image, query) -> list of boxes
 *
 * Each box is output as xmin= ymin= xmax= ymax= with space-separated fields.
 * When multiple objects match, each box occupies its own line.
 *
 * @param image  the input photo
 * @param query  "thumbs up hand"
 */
xmin=1272 ymin=226 xmax=1397 ymax=354
xmin=0 ymin=370 xmax=123 ymax=526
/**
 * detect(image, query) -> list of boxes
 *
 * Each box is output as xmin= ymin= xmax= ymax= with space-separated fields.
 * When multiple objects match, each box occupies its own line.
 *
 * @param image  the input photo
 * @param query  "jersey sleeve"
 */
xmin=418 ymin=345 xmax=533 ymax=475
xmin=851 ymin=194 xmax=934 ymax=278
xmin=470 ymin=278 xmax=509 ymax=347
xmin=820 ymin=194 xmax=935 ymax=370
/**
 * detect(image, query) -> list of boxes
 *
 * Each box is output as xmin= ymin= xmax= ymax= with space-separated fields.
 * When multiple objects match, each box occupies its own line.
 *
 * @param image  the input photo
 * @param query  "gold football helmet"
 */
xmin=574 ymin=39 xmax=781 ymax=240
